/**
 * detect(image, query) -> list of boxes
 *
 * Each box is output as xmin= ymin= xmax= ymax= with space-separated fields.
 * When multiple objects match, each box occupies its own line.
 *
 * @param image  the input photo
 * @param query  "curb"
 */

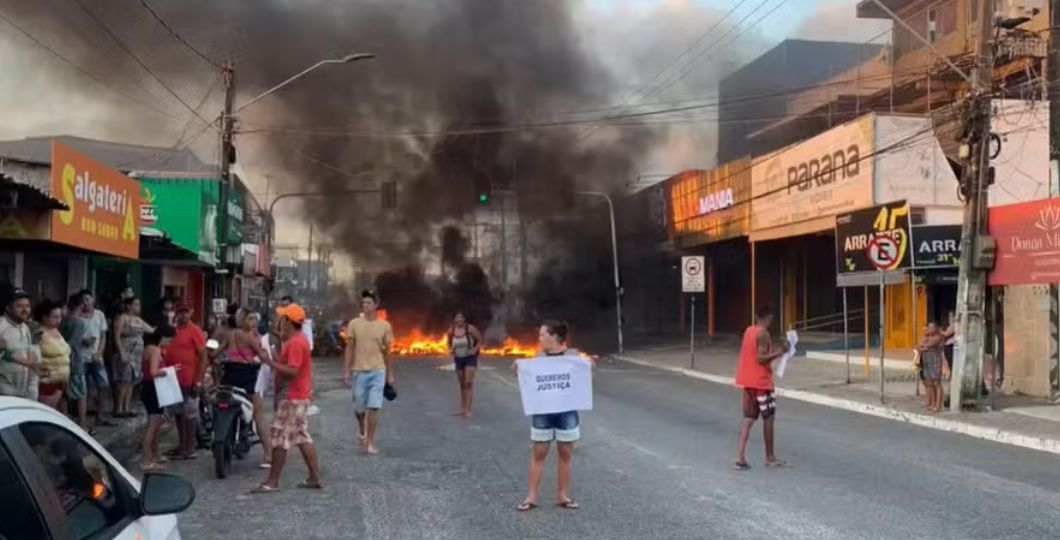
xmin=612 ymin=354 xmax=1060 ymax=457
xmin=805 ymin=350 xmax=914 ymax=371
xmin=94 ymin=414 xmax=148 ymax=461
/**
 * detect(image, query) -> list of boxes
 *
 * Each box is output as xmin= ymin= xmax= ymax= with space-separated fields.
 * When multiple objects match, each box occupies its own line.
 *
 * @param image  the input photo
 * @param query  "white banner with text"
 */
xmin=516 ymin=354 xmax=593 ymax=416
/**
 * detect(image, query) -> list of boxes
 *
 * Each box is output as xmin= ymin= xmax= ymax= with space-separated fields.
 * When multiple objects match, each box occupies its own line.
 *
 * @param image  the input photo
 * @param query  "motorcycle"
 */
xmin=209 ymin=361 xmax=260 ymax=479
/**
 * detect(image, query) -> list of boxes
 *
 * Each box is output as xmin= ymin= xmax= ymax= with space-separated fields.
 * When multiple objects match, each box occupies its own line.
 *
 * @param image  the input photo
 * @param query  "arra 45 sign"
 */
xmin=835 ymin=201 xmax=912 ymax=274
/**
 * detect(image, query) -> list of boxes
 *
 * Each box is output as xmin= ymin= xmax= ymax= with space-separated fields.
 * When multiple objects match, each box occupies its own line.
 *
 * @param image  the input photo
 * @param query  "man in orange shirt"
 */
xmin=252 ymin=303 xmax=322 ymax=492
xmin=734 ymin=306 xmax=789 ymax=471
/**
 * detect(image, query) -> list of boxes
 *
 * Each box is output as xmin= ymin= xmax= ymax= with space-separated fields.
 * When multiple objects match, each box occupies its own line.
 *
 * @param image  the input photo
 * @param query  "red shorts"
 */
xmin=742 ymin=388 xmax=776 ymax=420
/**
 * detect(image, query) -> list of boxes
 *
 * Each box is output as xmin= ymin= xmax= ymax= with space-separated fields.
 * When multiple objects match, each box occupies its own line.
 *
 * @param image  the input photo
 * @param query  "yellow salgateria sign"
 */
xmin=50 ymin=141 xmax=140 ymax=259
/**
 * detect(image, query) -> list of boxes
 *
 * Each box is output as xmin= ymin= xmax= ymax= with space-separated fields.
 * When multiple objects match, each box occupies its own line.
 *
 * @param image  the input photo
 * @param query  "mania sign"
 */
xmin=51 ymin=141 xmax=140 ymax=259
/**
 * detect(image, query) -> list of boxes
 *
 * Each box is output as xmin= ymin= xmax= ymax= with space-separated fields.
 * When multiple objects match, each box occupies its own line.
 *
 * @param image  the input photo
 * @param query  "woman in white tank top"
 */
xmin=448 ymin=312 xmax=483 ymax=418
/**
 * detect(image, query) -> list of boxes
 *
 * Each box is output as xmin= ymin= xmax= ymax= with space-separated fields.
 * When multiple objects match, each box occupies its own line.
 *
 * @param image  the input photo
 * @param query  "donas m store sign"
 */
xmin=989 ymin=197 xmax=1060 ymax=285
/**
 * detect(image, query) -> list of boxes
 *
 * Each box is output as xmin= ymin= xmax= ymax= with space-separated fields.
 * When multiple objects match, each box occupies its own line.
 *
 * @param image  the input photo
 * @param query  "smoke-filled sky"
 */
xmin=0 ymin=0 xmax=888 ymax=282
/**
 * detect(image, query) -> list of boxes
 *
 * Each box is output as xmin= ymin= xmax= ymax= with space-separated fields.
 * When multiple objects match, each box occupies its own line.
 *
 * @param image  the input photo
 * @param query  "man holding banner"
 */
xmin=513 ymin=321 xmax=593 ymax=512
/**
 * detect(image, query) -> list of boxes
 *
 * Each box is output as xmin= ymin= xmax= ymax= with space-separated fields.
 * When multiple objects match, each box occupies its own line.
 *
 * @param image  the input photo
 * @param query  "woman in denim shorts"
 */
xmin=516 ymin=321 xmax=588 ymax=512
xmin=448 ymin=312 xmax=483 ymax=418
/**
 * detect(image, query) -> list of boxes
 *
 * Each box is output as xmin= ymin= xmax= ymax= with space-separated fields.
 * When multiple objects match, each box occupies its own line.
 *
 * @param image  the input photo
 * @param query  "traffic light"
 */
xmin=473 ymin=177 xmax=491 ymax=205
xmin=381 ymin=181 xmax=398 ymax=210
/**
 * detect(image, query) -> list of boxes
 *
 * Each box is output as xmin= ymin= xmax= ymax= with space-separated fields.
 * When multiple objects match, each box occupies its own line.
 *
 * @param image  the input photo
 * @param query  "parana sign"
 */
xmin=697 ymin=188 xmax=734 ymax=216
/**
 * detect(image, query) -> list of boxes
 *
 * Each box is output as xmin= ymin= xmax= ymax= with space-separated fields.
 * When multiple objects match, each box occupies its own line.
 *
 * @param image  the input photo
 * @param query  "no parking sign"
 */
xmin=682 ymin=256 xmax=705 ymax=292
xmin=835 ymin=201 xmax=912 ymax=275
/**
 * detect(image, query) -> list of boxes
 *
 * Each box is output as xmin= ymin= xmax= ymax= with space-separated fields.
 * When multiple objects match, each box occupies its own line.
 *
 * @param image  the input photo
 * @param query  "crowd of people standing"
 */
xmin=3 ymin=282 xmax=594 ymax=510
xmin=0 ymin=285 xmax=159 ymax=434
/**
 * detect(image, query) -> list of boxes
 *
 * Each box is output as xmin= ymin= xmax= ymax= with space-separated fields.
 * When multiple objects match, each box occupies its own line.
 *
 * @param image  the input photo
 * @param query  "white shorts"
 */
xmin=254 ymin=362 xmax=273 ymax=396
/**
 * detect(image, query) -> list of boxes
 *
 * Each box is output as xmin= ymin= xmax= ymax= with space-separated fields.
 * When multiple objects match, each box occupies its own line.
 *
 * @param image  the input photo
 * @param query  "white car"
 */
xmin=0 ymin=397 xmax=195 ymax=540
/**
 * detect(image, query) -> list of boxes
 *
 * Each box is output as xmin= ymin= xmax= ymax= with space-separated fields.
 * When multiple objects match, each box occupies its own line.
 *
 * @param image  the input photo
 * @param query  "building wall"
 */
xmin=717 ymin=40 xmax=885 ymax=164
xmin=1001 ymin=285 xmax=1052 ymax=397
xmin=892 ymin=0 xmax=968 ymax=80
xmin=785 ymin=48 xmax=893 ymax=118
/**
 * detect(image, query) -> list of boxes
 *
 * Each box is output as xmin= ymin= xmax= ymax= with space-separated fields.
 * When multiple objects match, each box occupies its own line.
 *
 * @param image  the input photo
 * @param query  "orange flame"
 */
xmin=389 ymin=329 xmax=538 ymax=357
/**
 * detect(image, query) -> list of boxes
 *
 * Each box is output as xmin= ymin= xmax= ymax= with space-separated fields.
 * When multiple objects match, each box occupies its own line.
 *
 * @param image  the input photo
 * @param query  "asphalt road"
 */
xmin=145 ymin=355 xmax=1060 ymax=540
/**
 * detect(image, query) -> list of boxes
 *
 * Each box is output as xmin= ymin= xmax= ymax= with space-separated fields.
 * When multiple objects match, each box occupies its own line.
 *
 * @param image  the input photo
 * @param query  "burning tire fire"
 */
xmin=390 ymin=330 xmax=538 ymax=357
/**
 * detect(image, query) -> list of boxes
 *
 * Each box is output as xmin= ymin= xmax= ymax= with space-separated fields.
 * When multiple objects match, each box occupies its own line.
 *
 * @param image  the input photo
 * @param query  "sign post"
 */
xmin=835 ymin=201 xmax=912 ymax=402
xmin=878 ymin=269 xmax=886 ymax=403
xmin=682 ymin=256 xmax=706 ymax=369
xmin=843 ymin=288 xmax=850 ymax=384
xmin=865 ymin=220 xmax=905 ymax=403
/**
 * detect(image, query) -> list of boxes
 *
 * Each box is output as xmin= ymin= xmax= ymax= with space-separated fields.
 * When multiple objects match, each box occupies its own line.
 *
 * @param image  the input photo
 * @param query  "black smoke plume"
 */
xmin=11 ymin=0 xmax=661 ymax=340
xmin=374 ymin=226 xmax=493 ymax=337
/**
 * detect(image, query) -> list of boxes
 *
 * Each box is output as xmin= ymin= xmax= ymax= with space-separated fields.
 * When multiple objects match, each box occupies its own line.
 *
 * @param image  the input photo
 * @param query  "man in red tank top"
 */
xmin=734 ymin=305 xmax=788 ymax=470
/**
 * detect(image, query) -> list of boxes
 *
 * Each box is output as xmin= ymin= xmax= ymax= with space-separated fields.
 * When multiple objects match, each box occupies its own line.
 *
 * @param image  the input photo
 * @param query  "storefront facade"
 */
xmin=134 ymin=172 xmax=254 ymax=323
xmin=665 ymin=160 xmax=753 ymax=333
xmin=987 ymin=197 xmax=1060 ymax=398
xmin=0 ymin=141 xmax=141 ymax=303
xmin=749 ymin=113 xmax=960 ymax=345
xmin=136 ymin=175 xmax=224 ymax=323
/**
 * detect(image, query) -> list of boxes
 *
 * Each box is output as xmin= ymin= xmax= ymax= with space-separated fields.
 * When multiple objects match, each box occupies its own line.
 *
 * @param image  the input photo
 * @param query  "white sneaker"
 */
xmin=307 ymin=404 xmax=320 ymax=416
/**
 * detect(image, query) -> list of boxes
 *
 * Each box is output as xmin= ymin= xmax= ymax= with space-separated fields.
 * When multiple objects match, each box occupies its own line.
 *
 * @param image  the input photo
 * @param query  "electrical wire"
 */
xmin=640 ymin=0 xmax=795 ymax=110
xmin=235 ymin=67 xmax=938 ymax=140
xmin=239 ymin=66 xmax=921 ymax=134
xmin=581 ymin=0 xmax=795 ymax=144
xmin=291 ymin=147 xmax=377 ymax=180
xmin=0 ymin=8 xmax=181 ymax=121
xmin=120 ymin=75 xmax=222 ymax=171
xmin=669 ymin=98 xmax=1051 ymax=232
xmin=68 ymin=0 xmax=214 ymax=128
xmin=137 ymin=0 xmax=220 ymax=69
xmin=666 ymin=124 xmax=944 ymax=234
xmin=573 ymin=0 xmax=753 ymax=141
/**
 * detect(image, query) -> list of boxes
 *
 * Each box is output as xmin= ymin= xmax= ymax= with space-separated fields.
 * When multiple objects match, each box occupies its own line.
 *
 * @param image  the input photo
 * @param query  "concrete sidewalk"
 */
xmin=613 ymin=342 xmax=1060 ymax=456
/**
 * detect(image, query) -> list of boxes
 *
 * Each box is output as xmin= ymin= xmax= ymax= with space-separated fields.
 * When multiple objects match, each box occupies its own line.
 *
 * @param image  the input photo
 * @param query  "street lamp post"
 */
xmin=235 ymin=53 xmax=375 ymax=114
xmin=216 ymin=53 xmax=375 ymax=297
xmin=577 ymin=191 xmax=624 ymax=354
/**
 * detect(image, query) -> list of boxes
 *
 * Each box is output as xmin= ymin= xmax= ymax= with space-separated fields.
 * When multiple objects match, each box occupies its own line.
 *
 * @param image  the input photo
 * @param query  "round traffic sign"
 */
xmin=867 ymin=236 xmax=899 ymax=270
xmin=684 ymin=257 xmax=702 ymax=276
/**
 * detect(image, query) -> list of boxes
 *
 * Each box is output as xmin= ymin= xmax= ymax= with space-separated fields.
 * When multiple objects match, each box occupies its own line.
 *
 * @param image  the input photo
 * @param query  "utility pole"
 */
xmin=500 ymin=190 xmax=509 ymax=319
xmin=217 ymin=62 xmax=236 ymax=298
xmin=950 ymin=0 xmax=996 ymax=411
xmin=306 ymin=222 xmax=314 ymax=298
xmin=1049 ymin=0 xmax=1060 ymax=398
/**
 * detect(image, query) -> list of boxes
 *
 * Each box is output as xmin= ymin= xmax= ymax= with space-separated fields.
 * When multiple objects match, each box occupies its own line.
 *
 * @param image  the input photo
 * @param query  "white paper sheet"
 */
xmin=516 ymin=353 xmax=594 ymax=416
xmin=775 ymin=330 xmax=799 ymax=379
xmin=153 ymin=366 xmax=183 ymax=407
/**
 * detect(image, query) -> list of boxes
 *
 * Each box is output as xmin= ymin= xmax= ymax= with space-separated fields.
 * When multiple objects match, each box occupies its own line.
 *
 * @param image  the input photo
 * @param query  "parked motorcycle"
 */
xmin=209 ymin=362 xmax=260 ymax=479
